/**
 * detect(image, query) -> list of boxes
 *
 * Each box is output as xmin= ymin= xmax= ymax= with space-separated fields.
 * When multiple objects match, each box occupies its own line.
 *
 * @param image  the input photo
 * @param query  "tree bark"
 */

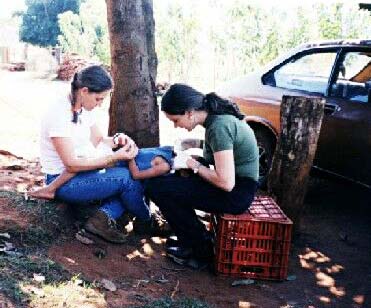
xmin=268 ymin=95 xmax=325 ymax=232
xmin=106 ymin=0 xmax=159 ymax=147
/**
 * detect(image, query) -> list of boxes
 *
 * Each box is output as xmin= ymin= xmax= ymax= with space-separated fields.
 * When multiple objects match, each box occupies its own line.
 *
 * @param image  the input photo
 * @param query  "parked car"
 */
xmin=219 ymin=40 xmax=371 ymax=188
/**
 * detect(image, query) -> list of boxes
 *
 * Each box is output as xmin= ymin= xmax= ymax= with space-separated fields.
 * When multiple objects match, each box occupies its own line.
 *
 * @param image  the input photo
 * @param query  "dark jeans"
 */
xmin=145 ymin=174 xmax=258 ymax=249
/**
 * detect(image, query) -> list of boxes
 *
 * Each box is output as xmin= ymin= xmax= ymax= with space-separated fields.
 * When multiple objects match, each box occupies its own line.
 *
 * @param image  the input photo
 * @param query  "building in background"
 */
xmin=0 ymin=20 xmax=25 ymax=64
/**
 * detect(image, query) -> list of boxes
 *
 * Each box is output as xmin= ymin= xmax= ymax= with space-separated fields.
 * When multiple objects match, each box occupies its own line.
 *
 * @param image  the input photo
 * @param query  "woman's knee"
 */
xmin=145 ymin=177 xmax=166 ymax=196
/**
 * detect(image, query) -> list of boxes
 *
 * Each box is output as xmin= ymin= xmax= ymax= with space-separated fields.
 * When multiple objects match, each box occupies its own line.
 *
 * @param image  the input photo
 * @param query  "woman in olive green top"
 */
xmin=146 ymin=83 xmax=259 ymax=266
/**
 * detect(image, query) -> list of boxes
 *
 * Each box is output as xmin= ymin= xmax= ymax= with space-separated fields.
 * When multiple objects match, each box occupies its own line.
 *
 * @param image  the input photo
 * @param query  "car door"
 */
xmin=266 ymin=49 xmax=341 ymax=170
xmin=319 ymin=48 xmax=371 ymax=186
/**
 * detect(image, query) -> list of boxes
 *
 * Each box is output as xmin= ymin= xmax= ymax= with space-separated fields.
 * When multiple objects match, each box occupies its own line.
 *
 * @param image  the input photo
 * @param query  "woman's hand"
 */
xmin=186 ymin=158 xmax=201 ymax=171
xmin=186 ymin=150 xmax=235 ymax=192
xmin=113 ymin=142 xmax=138 ymax=161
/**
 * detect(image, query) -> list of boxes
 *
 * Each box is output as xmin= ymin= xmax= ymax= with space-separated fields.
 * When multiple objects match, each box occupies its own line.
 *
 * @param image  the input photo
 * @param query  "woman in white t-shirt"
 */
xmin=38 ymin=65 xmax=153 ymax=243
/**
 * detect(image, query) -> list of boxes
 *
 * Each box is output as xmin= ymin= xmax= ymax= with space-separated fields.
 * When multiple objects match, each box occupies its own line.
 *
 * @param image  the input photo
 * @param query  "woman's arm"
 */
xmin=187 ymin=150 xmax=235 ymax=192
xmin=90 ymin=124 xmax=114 ymax=148
xmin=52 ymin=137 xmax=138 ymax=173
xmin=128 ymin=158 xmax=171 ymax=180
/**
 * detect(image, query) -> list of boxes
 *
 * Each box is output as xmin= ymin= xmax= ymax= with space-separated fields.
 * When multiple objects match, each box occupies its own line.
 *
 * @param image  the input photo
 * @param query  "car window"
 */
xmin=272 ymin=52 xmax=337 ymax=94
xmin=331 ymin=51 xmax=371 ymax=103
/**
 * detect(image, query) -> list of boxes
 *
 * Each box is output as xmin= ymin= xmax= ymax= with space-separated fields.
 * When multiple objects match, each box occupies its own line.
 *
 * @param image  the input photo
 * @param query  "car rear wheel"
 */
xmin=253 ymin=128 xmax=276 ymax=189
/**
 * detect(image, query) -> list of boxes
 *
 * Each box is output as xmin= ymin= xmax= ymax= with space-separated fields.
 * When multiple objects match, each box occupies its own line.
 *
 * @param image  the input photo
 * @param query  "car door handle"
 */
xmin=324 ymin=103 xmax=340 ymax=115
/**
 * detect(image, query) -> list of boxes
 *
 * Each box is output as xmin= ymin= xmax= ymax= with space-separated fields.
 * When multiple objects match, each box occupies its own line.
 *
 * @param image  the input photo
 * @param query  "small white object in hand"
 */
xmin=172 ymin=151 xmax=191 ymax=170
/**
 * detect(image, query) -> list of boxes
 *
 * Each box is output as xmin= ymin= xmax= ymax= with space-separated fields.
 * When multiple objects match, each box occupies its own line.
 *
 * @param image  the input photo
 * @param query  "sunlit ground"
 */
xmin=298 ymin=246 xmax=365 ymax=306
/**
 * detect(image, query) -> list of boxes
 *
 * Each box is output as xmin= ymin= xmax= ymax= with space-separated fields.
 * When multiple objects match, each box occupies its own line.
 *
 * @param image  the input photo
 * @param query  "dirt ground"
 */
xmin=0 ymin=150 xmax=370 ymax=308
xmin=0 ymin=71 xmax=370 ymax=308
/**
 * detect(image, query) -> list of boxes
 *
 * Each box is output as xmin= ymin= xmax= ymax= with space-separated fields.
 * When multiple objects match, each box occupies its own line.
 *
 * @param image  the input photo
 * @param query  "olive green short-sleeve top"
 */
xmin=203 ymin=114 xmax=259 ymax=182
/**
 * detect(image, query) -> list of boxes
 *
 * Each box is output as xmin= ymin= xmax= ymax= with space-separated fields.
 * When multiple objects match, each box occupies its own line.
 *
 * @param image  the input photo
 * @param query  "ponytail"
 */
xmin=71 ymin=73 xmax=79 ymax=123
xmin=203 ymin=92 xmax=245 ymax=120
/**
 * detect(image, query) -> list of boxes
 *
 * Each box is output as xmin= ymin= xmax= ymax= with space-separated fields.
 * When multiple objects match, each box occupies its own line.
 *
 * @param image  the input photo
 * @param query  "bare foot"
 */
xmin=27 ymin=187 xmax=55 ymax=200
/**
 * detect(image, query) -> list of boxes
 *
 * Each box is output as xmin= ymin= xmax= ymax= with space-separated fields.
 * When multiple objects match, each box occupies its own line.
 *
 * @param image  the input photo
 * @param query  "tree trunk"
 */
xmin=268 ymin=95 xmax=325 ymax=232
xmin=106 ymin=0 xmax=159 ymax=147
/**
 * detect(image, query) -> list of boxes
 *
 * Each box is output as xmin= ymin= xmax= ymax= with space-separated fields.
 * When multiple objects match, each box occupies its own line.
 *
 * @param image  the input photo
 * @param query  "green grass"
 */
xmin=0 ymin=190 xmax=73 ymax=305
xmin=0 ymin=190 xmax=72 ymax=244
xmin=25 ymin=276 xmax=106 ymax=308
xmin=0 ymin=254 xmax=69 ymax=304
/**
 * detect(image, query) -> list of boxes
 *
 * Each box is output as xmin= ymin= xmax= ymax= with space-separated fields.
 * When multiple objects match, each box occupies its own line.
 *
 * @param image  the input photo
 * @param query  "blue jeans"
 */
xmin=46 ymin=166 xmax=150 ymax=221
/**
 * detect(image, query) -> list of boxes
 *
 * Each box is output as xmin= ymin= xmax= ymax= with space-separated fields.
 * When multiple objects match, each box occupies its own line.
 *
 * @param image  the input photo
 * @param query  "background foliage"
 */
xmin=19 ymin=0 xmax=371 ymax=89
xmin=157 ymin=0 xmax=371 ymax=89
xmin=58 ymin=0 xmax=109 ymax=64
xmin=20 ymin=0 xmax=80 ymax=47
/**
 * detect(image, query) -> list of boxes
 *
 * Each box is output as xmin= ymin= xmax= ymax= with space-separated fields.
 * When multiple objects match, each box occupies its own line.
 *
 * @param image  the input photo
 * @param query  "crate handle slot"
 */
xmin=239 ymin=266 xmax=264 ymax=274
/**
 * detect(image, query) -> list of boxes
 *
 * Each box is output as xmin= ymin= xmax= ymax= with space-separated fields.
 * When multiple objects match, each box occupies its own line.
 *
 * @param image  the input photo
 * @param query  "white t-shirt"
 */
xmin=40 ymin=96 xmax=99 ymax=174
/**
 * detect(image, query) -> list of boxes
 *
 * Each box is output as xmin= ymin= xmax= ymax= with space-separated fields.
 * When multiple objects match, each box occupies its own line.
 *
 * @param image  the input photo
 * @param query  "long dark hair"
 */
xmin=161 ymin=83 xmax=245 ymax=120
xmin=70 ymin=65 xmax=113 ymax=123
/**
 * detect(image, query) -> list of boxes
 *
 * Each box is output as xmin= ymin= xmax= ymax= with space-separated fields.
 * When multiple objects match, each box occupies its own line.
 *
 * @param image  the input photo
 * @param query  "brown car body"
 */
xmin=220 ymin=40 xmax=371 ymax=188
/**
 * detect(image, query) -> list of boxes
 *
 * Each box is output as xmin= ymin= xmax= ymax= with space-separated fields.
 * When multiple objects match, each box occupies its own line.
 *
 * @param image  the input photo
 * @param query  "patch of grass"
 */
xmin=0 ymin=275 xmax=24 ymax=303
xmin=0 ymin=254 xmax=69 ymax=305
xmin=0 ymin=190 xmax=71 ymax=246
xmin=0 ymin=254 xmax=66 ymax=281
xmin=0 ymin=190 xmax=74 ymax=305
xmin=25 ymin=278 xmax=106 ymax=308
xmin=132 ymin=297 xmax=211 ymax=308
xmin=22 ymin=225 xmax=54 ymax=246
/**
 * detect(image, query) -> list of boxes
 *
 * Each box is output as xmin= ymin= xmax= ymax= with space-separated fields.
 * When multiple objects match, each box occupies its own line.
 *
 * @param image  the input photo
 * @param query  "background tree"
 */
xmin=284 ymin=7 xmax=311 ymax=49
xmin=316 ymin=3 xmax=343 ymax=39
xmin=106 ymin=0 xmax=159 ymax=147
xmin=155 ymin=1 xmax=200 ymax=83
xmin=20 ymin=0 xmax=80 ymax=47
xmin=58 ymin=0 xmax=110 ymax=64
xmin=26 ymin=0 xmax=370 ymax=92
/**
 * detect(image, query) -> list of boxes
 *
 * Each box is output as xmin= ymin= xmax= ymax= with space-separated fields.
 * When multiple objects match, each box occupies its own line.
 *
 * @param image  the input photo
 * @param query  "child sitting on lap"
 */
xmin=28 ymin=146 xmax=175 ymax=200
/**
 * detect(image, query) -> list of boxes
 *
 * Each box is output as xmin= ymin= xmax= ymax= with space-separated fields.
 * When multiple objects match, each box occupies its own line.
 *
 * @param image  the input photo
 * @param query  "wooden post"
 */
xmin=268 ymin=95 xmax=325 ymax=232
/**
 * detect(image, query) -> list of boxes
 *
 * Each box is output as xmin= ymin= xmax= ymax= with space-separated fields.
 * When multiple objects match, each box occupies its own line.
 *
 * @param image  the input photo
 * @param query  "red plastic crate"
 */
xmin=211 ymin=196 xmax=292 ymax=281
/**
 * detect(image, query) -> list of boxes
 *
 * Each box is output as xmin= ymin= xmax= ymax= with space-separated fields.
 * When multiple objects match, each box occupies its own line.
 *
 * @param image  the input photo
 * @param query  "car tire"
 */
xmin=253 ymin=128 xmax=276 ymax=189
